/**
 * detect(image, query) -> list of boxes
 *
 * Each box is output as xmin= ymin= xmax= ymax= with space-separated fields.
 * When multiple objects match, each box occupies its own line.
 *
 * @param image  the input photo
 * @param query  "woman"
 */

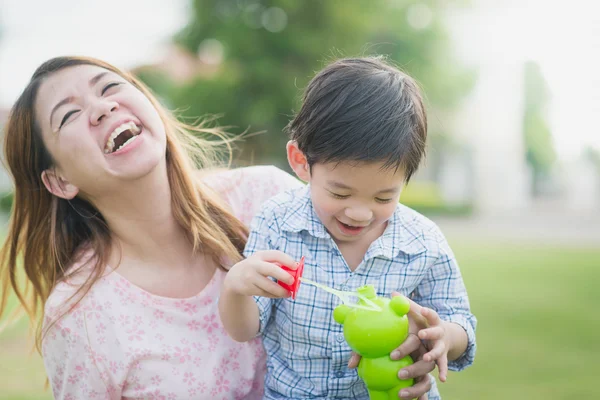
xmin=0 ymin=56 xmax=435 ymax=399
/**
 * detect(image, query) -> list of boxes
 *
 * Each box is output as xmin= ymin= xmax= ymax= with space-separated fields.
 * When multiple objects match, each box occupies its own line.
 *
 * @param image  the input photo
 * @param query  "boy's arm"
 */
xmin=219 ymin=279 xmax=261 ymax=342
xmin=219 ymin=202 xmax=284 ymax=342
xmin=443 ymin=318 xmax=470 ymax=362
xmin=411 ymin=228 xmax=477 ymax=371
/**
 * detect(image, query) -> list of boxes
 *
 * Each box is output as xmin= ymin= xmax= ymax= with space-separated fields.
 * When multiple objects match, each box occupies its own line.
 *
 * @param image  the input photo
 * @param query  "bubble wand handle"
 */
xmin=299 ymin=277 xmax=381 ymax=312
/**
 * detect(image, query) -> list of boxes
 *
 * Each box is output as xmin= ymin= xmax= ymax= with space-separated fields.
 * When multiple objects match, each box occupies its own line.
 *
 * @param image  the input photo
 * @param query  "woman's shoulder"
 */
xmin=200 ymin=165 xmax=299 ymax=191
xmin=199 ymin=165 xmax=303 ymax=226
xmin=43 ymin=253 xmax=114 ymax=326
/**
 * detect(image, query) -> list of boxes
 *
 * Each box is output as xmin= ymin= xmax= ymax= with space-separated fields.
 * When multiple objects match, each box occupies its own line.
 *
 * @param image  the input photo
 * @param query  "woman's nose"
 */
xmin=90 ymin=99 xmax=119 ymax=125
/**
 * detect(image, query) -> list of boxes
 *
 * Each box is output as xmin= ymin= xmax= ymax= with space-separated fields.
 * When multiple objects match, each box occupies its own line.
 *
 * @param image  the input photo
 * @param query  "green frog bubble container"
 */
xmin=333 ymin=285 xmax=415 ymax=400
xmin=277 ymin=261 xmax=415 ymax=400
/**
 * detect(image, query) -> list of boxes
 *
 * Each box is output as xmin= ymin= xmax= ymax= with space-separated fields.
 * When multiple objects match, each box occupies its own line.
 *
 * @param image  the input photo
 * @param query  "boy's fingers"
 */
xmin=399 ymin=372 xmax=432 ymax=399
xmin=420 ymin=307 xmax=441 ymax=326
xmin=409 ymin=309 xmax=429 ymax=329
xmin=397 ymin=358 xmax=435 ymax=380
xmin=438 ymin=354 xmax=449 ymax=383
xmin=256 ymin=250 xmax=298 ymax=269
xmin=390 ymin=333 xmax=421 ymax=360
xmin=419 ymin=326 xmax=444 ymax=341
xmin=390 ymin=292 xmax=430 ymax=330
xmin=257 ymin=262 xmax=295 ymax=284
xmin=406 ymin=297 xmax=423 ymax=314
xmin=347 ymin=352 xmax=361 ymax=368
xmin=254 ymin=277 xmax=291 ymax=298
xmin=422 ymin=340 xmax=446 ymax=363
xmin=391 ymin=294 xmax=428 ymax=329
xmin=250 ymin=283 xmax=280 ymax=298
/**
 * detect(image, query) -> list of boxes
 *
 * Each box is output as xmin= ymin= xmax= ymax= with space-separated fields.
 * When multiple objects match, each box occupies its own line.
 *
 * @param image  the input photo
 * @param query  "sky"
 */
xmin=1 ymin=0 xmax=599 ymax=160
xmin=446 ymin=0 xmax=600 ymax=159
xmin=0 ymin=0 xmax=189 ymax=103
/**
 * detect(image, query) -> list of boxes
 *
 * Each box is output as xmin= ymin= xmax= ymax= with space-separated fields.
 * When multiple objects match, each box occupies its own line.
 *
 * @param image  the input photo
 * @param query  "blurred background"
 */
xmin=0 ymin=0 xmax=598 ymax=399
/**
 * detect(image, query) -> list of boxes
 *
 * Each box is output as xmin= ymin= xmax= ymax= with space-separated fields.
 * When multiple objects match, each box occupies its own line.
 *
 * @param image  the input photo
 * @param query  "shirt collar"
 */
xmin=280 ymin=185 xmax=330 ymax=238
xmin=365 ymin=206 xmax=427 ymax=260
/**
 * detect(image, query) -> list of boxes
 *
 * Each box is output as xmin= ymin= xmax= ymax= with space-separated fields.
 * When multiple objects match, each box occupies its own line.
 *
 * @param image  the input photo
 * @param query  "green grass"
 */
xmin=1 ymin=239 xmax=599 ymax=399
xmin=438 ymin=240 xmax=600 ymax=399
xmin=0 ymin=292 xmax=52 ymax=400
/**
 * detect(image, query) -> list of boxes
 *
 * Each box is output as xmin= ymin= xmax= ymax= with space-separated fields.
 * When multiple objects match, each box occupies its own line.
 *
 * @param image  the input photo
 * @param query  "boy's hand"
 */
xmin=392 ymin=294 xmax=436 ymax=399
xmin=417 ymin=307 xmax=450 ymax=383
xmin=224 ymin=250 xmax=298 ymax=298
xmin=387 ymin=294 xmax=449 ymax=382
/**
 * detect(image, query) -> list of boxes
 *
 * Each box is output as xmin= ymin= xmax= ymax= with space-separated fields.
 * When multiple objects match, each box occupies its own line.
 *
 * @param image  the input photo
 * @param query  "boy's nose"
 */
xmin=344 ymin=207 xmax=373 ymax=222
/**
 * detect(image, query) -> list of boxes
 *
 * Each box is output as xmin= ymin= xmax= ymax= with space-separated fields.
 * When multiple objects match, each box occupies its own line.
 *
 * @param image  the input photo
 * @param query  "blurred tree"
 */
xmin=523 ymin=61 xmax=557 ymax=196
xmin=137 ymin=0 xmax=475 ymax=168
xmin=584 ymin=146 xmax=600 ymax=190
xmin=584 ymin=146 xmax=600 ymax=167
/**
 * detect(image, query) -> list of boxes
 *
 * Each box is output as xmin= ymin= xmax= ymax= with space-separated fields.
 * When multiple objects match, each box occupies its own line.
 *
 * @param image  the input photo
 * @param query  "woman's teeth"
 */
xmin=104 ymin=121 xmax=141 ymax=154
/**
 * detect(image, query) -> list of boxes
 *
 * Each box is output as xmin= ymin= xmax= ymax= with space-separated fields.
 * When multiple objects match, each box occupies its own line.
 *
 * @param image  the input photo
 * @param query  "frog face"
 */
xmin=333 ymin=285 xmax=410 ymax=358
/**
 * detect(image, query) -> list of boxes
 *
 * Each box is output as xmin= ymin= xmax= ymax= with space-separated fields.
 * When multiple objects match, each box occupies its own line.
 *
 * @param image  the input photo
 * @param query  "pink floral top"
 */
xmin=42 ymin=166 xmax=301 ymax=400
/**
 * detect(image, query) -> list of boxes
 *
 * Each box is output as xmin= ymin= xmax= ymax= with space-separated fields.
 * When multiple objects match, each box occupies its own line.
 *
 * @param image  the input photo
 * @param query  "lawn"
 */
xmin=0 ymin=293 xmax=51 ymax=400
xmin=1 ymin=238 xmax=598 ymax=399
xmin=439 ymin=240 xmax=600 ymax=399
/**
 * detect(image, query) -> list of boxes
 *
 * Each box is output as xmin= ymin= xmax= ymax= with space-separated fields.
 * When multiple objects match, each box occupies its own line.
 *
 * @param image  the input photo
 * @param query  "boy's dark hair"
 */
xmin=286 ymin=56 xmax=427 ymax=181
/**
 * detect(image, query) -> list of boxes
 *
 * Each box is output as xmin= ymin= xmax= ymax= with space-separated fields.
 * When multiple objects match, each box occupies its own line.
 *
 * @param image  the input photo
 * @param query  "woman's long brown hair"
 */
xmin=0 ymin=56 xmax=248 ymax=351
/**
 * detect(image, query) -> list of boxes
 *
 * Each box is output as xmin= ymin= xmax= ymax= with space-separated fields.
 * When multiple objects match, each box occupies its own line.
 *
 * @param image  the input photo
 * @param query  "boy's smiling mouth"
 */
xmin=336 ymin=219 xmax=368 ymax=235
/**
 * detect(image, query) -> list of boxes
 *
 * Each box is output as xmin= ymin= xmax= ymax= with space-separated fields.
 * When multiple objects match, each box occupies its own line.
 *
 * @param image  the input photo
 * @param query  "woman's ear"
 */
xmin=286 ymin=141 xmax=310 ymax=182
xmin=41 ymin=169 xmax=79 ymax=200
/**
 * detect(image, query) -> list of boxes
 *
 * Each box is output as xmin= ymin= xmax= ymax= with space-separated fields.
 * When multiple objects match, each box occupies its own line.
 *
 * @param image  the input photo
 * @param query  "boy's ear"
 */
xmin=286 ymin=140 xmax=310 ymax=182
xmin=41 ymin=169 xmax=79 ymax=200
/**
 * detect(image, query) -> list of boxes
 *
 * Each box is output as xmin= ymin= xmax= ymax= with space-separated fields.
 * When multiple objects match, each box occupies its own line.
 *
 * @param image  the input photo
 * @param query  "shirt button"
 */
xmin=335 ymin=370 xmax=345 ymax=378
xmin=341 ymin=285 xmax=349 ymax=291
xmin=336 ymin=334 xmax=345 ymax=343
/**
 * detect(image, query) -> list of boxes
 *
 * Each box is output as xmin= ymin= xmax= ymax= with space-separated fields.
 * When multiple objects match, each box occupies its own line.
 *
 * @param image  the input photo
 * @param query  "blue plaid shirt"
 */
xmin=244 ymin=185 xmax=477 ymax=400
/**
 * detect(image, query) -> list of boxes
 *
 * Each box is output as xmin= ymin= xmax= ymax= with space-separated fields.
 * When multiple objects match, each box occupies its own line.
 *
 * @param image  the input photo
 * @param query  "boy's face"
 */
xmin=307 ymin=161 xmax=405 ymax=245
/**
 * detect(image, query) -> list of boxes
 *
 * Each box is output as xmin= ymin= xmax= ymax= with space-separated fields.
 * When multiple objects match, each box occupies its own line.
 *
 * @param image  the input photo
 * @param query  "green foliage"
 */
xmin=401 ymin=180 xmax=444 ymax=208
xmin=0 ymin=191 xmax=13 ymax=213
xmin=134 ymin=67 xmax=177 ymax=108
xmin=136 ymin=0 xmax=476 ymax=167
xmin=584 ymin=145 xmax=600 ymax=170
xmin=401 ymin=180 xmax=473 ymax=216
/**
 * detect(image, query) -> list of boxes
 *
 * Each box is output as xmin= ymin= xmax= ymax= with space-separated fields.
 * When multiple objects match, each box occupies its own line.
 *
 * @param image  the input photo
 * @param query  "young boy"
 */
xmin=219 ymin=57 xmax=476 ymax=400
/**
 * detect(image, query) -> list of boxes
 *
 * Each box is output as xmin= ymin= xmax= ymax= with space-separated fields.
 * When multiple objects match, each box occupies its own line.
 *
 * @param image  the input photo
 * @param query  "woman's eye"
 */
xmin=59 ymin=110 xmax=79 ymax=128
xmin=101 ymin=82 xmax=122 ymax=95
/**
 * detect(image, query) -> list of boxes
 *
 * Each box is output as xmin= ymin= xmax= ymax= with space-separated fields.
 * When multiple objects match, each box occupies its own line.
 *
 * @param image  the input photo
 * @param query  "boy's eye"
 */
xmin=329 ymin=192 xmax=350 ymax=199
xmin=101 ymin=82 xmax=122 ymax=95
xmin=375 ymin=197 xmax=393 ymax=204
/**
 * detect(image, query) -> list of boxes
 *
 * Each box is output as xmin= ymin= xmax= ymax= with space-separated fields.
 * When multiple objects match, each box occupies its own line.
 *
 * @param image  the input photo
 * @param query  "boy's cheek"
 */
xmin=376 ymin=203 xmax=398 ymax=222
xmin=311 ymin=193 xmax=339 ymax=217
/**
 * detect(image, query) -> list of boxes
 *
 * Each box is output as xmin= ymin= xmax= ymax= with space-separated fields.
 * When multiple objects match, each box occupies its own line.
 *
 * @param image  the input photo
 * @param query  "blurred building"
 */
xmin=130 ymin=44 xmax=222 ymax=85
xmin=442 ymin=1 xmax=599 ymax=217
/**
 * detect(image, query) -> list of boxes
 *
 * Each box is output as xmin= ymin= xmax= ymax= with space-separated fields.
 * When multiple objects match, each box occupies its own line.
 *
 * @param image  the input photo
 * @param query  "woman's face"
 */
xmin=35 ymin=64 xmax=167 ymax=199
